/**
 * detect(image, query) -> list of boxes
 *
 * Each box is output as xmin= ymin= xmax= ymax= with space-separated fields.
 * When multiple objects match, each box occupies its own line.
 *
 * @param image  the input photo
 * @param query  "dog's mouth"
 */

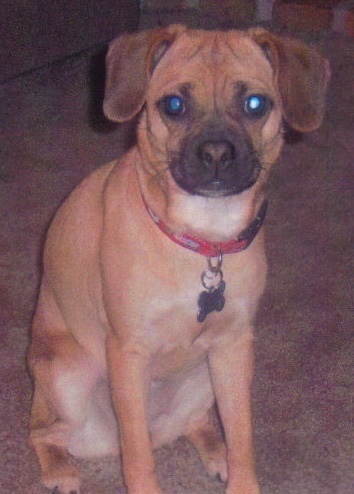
xmin=170 ymin=133 xmax=261 ymax=198
xmin=189 ymin=177 xmax=258 ymax=198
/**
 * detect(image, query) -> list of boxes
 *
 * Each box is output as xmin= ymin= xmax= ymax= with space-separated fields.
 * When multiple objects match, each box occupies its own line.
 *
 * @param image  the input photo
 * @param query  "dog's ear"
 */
xmin=249 ymin=28 xmax=330 ymax=132
xmin=103 ymin=25 xmax=186 ymax=123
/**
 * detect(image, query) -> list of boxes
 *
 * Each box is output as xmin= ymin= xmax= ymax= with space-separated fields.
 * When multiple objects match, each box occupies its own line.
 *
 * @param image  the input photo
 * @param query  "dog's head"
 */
xmin=103 ymin=25 xmax=330 ymax=241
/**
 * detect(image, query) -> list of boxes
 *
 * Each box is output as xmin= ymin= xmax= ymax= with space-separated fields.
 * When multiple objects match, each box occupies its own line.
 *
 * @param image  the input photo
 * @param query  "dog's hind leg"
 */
xmin=29 ymin=347 xmax=83 ymax=493
xmin=186 ymin=408 xmax=228 ymax=483
xmin=28 ymin=295 xmax=101 ymax=494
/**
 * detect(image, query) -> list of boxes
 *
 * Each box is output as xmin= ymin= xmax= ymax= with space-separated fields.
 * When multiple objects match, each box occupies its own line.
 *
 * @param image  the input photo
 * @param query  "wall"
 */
xmin=0 ymin=0 xmax=140 ymax=83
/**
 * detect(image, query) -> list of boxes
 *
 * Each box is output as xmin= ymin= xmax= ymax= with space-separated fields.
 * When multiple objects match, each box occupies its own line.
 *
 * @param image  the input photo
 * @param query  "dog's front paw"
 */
xmin=126 ymin=477 xmax=163 ymax=494
xmin=129 ymin=488 xmax=163 ymax=494
xmin=226 ymin=478 xmax=260 ymax=494
xmin=52 ymin=488 xmax=78 ymax=494
xmin=226 ymin=487 xmax=260 ymax=494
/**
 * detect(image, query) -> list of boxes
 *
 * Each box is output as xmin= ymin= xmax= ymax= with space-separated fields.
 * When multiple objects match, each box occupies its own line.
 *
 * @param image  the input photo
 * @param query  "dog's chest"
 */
xmin=149 ymin=336 xmax=208 ymax=380
xmin=141 ymin=279 xmax=242 ymax=380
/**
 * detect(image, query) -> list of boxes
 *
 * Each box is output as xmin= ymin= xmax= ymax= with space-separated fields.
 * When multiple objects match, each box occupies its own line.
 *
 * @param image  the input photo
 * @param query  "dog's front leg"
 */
xmin=106 ymin=331 xmax=162 ymax=494
xmin=208 ymin=332 xmax=260 ymax=494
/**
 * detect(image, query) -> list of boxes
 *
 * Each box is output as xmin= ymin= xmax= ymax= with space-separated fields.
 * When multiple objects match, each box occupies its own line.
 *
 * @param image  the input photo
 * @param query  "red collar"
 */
xmin=143 ymin=197 xmax=267 ymax=258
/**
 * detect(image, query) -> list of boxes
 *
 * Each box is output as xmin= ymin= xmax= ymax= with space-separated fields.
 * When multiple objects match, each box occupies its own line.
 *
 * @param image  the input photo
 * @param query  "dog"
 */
xmin=28 ymin=25 xmax=330 ymax=494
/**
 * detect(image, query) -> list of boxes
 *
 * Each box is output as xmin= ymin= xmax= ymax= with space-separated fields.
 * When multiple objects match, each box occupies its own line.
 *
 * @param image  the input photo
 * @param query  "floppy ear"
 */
xmin=249 ymin=28 xmax=330 ymax=132
xmin=103 ymin=25 xmax=186 ymax=123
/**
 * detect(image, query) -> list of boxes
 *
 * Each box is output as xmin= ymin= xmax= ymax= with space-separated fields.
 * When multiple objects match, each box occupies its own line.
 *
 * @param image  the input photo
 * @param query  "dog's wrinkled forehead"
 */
xmin=149 ymin=31 xmax=275 ymax=97
xmin=104 ymin=25 xmax=329 ymax=131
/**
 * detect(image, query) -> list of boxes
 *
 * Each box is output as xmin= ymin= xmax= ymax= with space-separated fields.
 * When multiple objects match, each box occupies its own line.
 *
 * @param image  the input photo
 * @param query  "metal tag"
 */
xmin=197 ymin=251 xmax=225 ymax=323
xmin=197 ymin=280 xmax=226 ymax=323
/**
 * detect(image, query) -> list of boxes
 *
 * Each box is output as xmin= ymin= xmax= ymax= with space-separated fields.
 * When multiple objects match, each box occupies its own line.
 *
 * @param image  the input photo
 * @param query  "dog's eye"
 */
xmin=244 ymin=94 xmax=270 ymax=117
xmin=164 ymin=95 xmax=185 ymax=116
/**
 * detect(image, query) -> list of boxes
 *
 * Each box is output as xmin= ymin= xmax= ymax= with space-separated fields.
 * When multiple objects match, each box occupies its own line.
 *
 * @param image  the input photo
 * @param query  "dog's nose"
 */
xmin=198 ymin=140 xmax=235 ymax=172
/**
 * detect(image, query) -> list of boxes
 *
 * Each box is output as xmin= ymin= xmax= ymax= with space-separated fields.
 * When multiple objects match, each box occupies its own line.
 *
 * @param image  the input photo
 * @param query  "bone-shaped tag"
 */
xmin=197 ymin=280 xmax=226 ymax=323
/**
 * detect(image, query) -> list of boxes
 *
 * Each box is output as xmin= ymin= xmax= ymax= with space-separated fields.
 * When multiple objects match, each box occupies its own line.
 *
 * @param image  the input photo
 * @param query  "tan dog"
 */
xmin=28 ymin=25 xmax=330 ymax=494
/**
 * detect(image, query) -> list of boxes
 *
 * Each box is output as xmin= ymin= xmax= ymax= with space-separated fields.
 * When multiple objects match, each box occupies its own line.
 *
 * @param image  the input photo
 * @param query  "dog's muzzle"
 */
xmin=171 ymin=131 xmax=261 ymax=197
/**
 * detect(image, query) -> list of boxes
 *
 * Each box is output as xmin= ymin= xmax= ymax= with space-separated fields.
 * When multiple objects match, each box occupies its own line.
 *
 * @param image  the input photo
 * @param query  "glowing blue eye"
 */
xmin=164 ymin=96 xmax=184 ymax=116
xmin=244 ymin=94 xmax=269 ymax=116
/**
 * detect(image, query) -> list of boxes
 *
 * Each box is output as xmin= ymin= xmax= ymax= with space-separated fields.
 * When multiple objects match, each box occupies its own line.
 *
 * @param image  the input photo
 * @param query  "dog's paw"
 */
xmin=187 ymin=419 xmax=228 ymax=483
xmin=202 ymin=447 xmax=228 ymax=483
xmin=129 ymin=487 xmax=163 ymax=494
xmin=226 ymin=486 xmax=260 ymax=494
xmin=226 ymin=476 xmax=260 ymax=494
xmin=42 ymin=462 xmax=80 ymax=494
xmin=52 ymin=488 xmax=78 ymax=494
